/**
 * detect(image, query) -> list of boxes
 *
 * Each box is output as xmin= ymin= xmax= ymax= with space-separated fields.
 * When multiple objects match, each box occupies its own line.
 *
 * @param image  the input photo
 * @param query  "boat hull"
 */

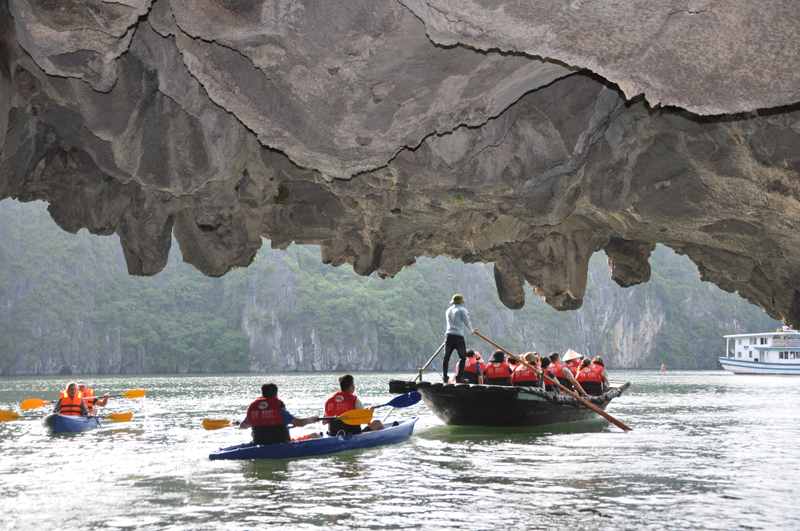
xmin=718 ymin=357 xmax=800 ymax=375
xmin=208 ymin=417 xmax=418 ymax=460
xmin=42 ymin=414 xmax=101 ymax=435
xmin=389 ymin=380 xmax=630 ymax=427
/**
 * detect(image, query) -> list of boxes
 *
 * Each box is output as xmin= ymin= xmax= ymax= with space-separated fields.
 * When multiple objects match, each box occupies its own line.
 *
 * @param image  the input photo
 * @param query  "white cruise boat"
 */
xmin=719 ymin=326 xmax=800 ymax=374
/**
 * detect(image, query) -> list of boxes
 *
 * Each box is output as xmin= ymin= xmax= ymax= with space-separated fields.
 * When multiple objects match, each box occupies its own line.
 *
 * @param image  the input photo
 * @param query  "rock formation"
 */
xmin=3 ymin=0 xmax=800 ymax=326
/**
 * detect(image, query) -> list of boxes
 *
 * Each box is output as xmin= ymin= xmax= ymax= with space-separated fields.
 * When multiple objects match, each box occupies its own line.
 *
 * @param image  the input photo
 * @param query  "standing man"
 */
xmin=443 ymin=294 xmax=477 ymax=383
xmin=77 ymin=380 xmax=109 ymax=416
xmin=239 ymin=383 xmax=320 ymax=445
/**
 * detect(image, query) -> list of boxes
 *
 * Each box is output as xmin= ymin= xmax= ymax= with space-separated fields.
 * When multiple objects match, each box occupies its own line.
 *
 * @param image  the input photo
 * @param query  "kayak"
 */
xmin=209 ymin=417 xmax=418 ymax=460
xmin=42 ymin=414 xmax=101 ymax=435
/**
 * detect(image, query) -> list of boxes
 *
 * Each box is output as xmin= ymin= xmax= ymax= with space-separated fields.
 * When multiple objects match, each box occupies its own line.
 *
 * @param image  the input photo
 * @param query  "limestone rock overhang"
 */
xmin=3 ymin=0 xmax=800 ymax=326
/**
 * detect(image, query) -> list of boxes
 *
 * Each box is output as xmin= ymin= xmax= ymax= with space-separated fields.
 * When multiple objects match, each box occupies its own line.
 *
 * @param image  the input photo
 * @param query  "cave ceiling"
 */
xmin=3 ymin=0 xmax=800 ymax=325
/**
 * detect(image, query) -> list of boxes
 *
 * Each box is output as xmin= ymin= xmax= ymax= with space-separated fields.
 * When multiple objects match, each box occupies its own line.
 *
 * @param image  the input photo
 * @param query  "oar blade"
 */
xmin=386 ymin=392 xmax=422 ymax=408
xmin=20 ymin=399 xmax=48 ymax=410
xmin=121 ymin=389 xmax=147 ymax=399
xmin=0 ymin=410 xmax=21 ymax=422
xmin=338 ymin=408 xmax=374 ymax=425
xmin=105 ymin=413 xmax=133 ymax=422
xmin=202 ymin=419 xmax=236 ymax=430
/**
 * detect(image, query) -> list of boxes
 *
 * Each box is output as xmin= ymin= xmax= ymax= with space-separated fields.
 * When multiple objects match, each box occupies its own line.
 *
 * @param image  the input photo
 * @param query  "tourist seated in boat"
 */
xmin=474 ymin=351 xmax=487 ymax=374
xmin=511 ymin=352 xmax=541 ymax=387
xmin=239 ymin=383 xmax=320 ymax=445
xmin=77 ymin=380 xmax=109 ymax=416
xmin=575 ymin=357 xmax=608 ymax=396
xmin=540 ymin=358 xmax=558 ymax=392
xmin=52 ymin=382 xmax=89 ymax=417
xmin=462 ymin=349 xmax=485 ymax=384
xmin=323 ymin=374 xmax=385 ymax=436
xmin=484 ymin=351 xmax=513 ymax=385
xmin=551 ymin=350 xmax=589 ymax=396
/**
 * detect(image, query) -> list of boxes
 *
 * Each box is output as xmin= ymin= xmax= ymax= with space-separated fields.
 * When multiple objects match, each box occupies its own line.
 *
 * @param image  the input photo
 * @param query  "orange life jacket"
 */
xmin=59 ymin=391 xmax=84 ymax=416
xmin=82 ymin=388 xmax=96 ymax=408
xmin=246 ymin=396 xmax=286 ymax=427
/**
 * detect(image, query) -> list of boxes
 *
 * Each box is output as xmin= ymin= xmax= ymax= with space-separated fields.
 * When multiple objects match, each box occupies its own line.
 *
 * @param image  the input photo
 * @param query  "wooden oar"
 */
xmin=474 ymin=332 xmax=632 ymax=431
xmin=415 ymin=341 xmax=445 ymax=382
xmin=20 ymin=389 xmax=146 ymax=410
xmin=0 ymin=411 xmax=132 ymax=422
xmin=203 ymin=408 xmax=374 ymax=431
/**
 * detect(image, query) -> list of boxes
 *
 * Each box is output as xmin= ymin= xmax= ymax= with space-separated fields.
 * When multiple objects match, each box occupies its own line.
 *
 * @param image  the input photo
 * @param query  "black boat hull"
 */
xmin=389 ymin=380 xmax=631 ymax=427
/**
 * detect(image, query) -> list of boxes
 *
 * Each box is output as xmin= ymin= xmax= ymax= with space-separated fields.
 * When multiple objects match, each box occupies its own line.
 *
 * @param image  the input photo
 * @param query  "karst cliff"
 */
xmin=2 ymin=0 xmax=800 ymax=326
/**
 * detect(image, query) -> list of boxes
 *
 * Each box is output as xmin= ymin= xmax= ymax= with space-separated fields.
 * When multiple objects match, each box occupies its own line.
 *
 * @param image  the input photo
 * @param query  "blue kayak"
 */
xmin=209 ymin=417 xmax=418 ymax=460
xmin=42 ymin=414 xmax=101 ymax=435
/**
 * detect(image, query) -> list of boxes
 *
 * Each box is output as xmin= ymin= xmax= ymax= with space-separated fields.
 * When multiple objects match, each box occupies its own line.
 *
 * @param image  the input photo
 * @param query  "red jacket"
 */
xmin=246 ymin=396 xmax=285 ymax=426
xmin=324 ymin=391 xmax=358 ymax=417
xmin=511 ymin=363 xmax=539 ymax=384
xmin=484 ymin=361 xmax=511 ymax=379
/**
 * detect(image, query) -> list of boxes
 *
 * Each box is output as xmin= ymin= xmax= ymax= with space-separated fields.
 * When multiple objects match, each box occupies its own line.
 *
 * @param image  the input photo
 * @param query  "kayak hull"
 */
xmin=42 ymin=414 xmax=101 ymax=435
xmin=209 ymin=417 xmax=418 ymax=460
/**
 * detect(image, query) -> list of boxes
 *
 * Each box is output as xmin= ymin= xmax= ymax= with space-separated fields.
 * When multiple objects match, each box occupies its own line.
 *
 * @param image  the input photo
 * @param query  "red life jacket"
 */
xmin=511 ymin=363 xmax=539 ymax=384
xmin=246 ymin=396 xmax=286 ymax=427
xmin=484 ymin=361 xmax=511 ymax=379
xmin=576 ymin=363 xmax=605 ymax=395
xmin=82 ymin=388 xmax=96 ymax=408
xmin=59 ymin=391 xmax=84 ymax=416
xmin=463 ymin=357 xmax=479 ymax=374
xmin=564 ymin=359 xmax=582 ymax=373
xmin=324 ymin=391 xmax=358 ymax=417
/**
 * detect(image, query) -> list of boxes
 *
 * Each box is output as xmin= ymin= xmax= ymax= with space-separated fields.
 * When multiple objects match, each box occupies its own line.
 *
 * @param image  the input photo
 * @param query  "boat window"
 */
xmin=738 ymin=339 xmax=742 ymax=345
xmin=738 ymin=352 xmax=742 ymax=358
xmin=760 ymin=338 xmax=768 ymax=345
xmin=749 ymin=352 xmax=753 ymax=358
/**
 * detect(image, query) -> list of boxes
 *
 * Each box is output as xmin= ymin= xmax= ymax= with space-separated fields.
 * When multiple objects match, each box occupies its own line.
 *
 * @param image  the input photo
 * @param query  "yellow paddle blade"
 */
xmin=338 ymin=408 xmax=374 ymax=425
xmin=105 ymin=413 xmax=133 ymax=422
xmin=121 ymin=389 xmax=146 ymax=399
xmin=0 ymin=411 xmax=21 ymax=422
xmin=20 ymin=399 xmax=49 ymax=410
xmin=202 ymin=419 xmax=237 ymax=430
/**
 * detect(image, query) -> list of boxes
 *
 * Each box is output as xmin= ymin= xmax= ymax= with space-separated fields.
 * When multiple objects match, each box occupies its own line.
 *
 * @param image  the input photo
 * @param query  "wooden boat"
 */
xmin=388 ymin=380 xmax=631 ymax=427
xmin=720 ymin=326 xmax=800 ymax=374
xmin=42 ymin=414 xmax=101 ymax=435
xmin=208 ymin=417 xmax=418 ymax=460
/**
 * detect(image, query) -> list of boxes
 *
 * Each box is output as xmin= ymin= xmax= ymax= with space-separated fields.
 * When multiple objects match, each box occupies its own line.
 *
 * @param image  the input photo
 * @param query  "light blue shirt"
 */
xmin=445 ymin=304 xmax=473 ymax=336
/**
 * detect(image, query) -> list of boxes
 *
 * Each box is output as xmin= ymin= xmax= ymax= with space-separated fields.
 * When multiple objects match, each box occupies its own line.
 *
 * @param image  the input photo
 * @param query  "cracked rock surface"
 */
xmin=3 ymin=0 xmax=800 ymax=326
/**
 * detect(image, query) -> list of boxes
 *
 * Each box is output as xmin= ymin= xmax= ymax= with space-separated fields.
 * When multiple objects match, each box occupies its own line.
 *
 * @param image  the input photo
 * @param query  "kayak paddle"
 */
xmin=204 ymin=408 xmax=374 ymax=431
xmin=20 ymin=389 xmax=146 ymax=410
xmin=374 ymin=392 xmax=421 ymax=408
xmin=0 ymin=411 xmax=132 ymax=422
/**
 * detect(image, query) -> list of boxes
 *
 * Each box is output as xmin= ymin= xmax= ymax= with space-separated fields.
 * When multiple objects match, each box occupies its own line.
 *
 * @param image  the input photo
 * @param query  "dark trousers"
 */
xmin=443 ymin=334 xmax=467 ymax=380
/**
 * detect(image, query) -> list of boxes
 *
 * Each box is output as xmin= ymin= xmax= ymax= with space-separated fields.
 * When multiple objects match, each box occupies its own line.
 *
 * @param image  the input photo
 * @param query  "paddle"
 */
xmin=381 ymin=392 xmax=423 ymax=422
xmin=473 ymin=331 xmax=632 ymax=432
xmin=0 ymin=411 xmax=132 ymax=422
xmin=20 ymin=389 xmax=146 ymax=410
xmin=203 ymin=408 xmax=374 ymax=431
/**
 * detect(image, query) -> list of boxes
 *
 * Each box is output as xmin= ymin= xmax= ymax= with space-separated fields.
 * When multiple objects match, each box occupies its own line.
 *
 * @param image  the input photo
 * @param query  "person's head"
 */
xmin=524 ymin=352 xmax=539 ymax=364
xmin=592 ymin=356 xmax=605 ymax=368
xmin=540 ymin=357 xmax=551 ymax=369
xmin=450 ymin=294 xmax=465 ymax=305
xmin=474 ymin=351 xmax=483 ymax=362
xmin=562 ymin=350 xmax=581 ymax=364
xmin=65 ymin=382 xmax=78 ymax=396
xmin=579 ymin=357 xmax=591 ymax=369
xmin=508 ymin=357 xmax=518 ymax=365
xmin=466 ymin=349 xmax=476 ymax=358
xmin=549 ymin=352 xmax=560 ymax=363
xmin=339 ymin=374 xmax=355 ymax=392
xmin=261 ymin=383 xmax=278 ymax=398
xmin=77 ymin=380 xmax=87 ymax=393
xmin=489 ymin=350 xmax=505 ymax=363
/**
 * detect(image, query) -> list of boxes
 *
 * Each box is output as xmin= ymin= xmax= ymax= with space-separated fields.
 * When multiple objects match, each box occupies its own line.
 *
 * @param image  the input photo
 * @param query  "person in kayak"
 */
xmin=53 ymin=382 xmax=89 ymax=416
xmin=239 ymin=383 xmax=320 ymax=445
xmin=442 ymin=294 xmax=478 ymax=383
xmin=323 ymin=374 xmax=385 ymax=436
xmin=77 ymin=380 xmax=109 ymax=416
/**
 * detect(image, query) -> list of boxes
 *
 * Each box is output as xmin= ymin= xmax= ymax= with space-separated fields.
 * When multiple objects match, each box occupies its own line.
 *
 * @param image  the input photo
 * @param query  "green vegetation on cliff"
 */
xmin=0 ymin=199 xmax=781 ymax=374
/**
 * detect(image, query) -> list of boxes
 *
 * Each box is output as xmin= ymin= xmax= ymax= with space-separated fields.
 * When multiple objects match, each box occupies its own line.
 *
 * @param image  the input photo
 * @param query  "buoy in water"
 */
xmin=660 ymin=364 xmax=666 ymax=372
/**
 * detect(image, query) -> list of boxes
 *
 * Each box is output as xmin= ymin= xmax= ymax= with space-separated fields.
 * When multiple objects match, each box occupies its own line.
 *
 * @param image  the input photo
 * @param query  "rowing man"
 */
xmin=323 ymin=374 xmax=385 ymax=436
xmin=240 ymin=383 xmax=320 ymax=445
xmin=77 ymin=380 xmax=109 ymax=416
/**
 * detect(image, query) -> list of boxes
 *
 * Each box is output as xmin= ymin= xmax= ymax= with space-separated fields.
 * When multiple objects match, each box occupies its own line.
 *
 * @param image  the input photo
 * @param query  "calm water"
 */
xmin=1 ymin=371 xmax=799 ymax=531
